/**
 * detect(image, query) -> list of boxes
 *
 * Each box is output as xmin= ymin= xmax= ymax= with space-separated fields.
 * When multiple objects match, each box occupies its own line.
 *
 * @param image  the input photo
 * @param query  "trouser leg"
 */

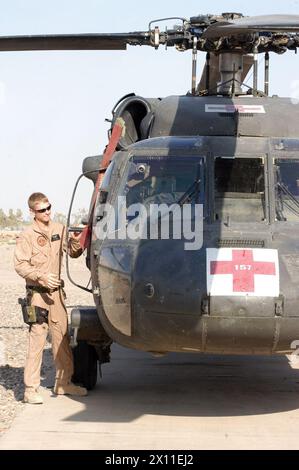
xmin=49 ymin=293 xmax=74 ymax=386
xmin=24 ymin=322 xmax=48 ymax=389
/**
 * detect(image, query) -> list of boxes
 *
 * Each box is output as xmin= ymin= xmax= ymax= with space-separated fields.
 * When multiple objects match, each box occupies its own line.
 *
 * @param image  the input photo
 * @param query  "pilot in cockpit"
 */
xmin=147 ymin=176 xmax=177 ymax=204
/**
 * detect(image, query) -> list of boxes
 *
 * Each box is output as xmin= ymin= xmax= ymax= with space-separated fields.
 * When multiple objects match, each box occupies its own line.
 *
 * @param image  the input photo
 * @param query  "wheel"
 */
xmin=72 ymin=340 xmax=98 ymax=390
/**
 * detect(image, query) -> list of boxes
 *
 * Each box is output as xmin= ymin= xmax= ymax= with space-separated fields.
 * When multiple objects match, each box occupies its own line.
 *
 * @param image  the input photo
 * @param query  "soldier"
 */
xmin=14 ymin=192 xmax=87 ymax=404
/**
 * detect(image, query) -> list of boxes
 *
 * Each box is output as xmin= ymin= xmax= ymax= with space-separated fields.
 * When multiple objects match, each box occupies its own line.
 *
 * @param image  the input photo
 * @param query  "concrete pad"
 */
xmin=1 ymin=345 xmax=299 ymax=450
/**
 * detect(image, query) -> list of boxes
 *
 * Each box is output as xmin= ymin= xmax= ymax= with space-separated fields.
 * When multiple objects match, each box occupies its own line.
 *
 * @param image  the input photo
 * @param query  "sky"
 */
xmin=0 ymin=0 xmax=299 ymax=218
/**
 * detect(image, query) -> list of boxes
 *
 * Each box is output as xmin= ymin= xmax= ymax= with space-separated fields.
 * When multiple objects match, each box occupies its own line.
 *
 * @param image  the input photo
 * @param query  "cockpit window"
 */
xmin=275 ymin=159 xmax=299 ymax=221
xmin=124 ymin=156 xmax=204 ymax=207
xmin=214 ymin=157 xmax=265 ymax=222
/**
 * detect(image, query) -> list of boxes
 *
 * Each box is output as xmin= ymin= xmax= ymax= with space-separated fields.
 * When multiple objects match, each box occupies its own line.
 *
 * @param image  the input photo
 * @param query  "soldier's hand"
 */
xmin=39 ymin=273 xmax=61 ymax=289
xmin=70 ymin=231 xmax=81 ymax=240
xmin=69 ymin=225 xmax=84 ymax=240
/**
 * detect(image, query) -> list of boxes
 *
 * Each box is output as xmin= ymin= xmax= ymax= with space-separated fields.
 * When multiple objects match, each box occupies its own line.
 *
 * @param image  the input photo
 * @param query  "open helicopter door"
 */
xmin=78 ymin=117 xmax=125 ymax=251
xmin=65 ymin=119 xmax=125 ymax=389
xmin=66 ymin=117 xmax=125 ymax=292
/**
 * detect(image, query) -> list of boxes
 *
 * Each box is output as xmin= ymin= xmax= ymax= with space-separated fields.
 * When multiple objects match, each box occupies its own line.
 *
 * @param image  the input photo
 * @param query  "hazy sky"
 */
xmin=1 ymin=0 xmax=299 ymax=217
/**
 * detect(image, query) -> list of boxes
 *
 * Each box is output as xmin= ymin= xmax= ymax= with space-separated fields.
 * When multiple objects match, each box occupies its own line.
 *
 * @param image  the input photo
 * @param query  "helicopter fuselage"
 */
xmin=86 ymin=94 xmax=299 ymax=356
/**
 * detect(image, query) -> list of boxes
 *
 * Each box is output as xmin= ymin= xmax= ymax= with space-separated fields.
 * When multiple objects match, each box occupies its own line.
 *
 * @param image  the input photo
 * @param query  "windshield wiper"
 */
xmin=177 ymin=163 xmax=202 ymax=206
xmin=177 ymin=178 xmax=201 ymax=206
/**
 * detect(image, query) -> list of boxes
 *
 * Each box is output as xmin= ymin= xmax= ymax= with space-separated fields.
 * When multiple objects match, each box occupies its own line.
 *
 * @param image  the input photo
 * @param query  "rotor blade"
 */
xmin=0 ymin=32 xmax=150 ymax=52
xmin=203 ymin=14 xmax=299 ymax=39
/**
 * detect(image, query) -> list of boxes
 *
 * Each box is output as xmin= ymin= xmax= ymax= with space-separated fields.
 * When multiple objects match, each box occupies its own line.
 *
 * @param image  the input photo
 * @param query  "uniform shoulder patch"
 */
xmin=37 ymin=236 xmax=47 ymax=247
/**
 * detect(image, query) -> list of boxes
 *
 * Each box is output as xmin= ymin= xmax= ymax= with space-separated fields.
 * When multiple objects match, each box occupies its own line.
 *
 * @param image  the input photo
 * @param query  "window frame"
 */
xmin=211 ymin=154 xmax=269 ymax=224
xmin=273 ymin=156 xmax=299 ymax=223
xmin=122 ymin=154 xmax=206 ymax=208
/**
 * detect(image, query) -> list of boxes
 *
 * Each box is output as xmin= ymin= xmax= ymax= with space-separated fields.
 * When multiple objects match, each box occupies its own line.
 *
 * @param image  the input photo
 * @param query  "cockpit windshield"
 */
xmin=275 ymin=159 xmax=299 ymax=221
xmin=124 ymin=156 xmax=204 ymax=207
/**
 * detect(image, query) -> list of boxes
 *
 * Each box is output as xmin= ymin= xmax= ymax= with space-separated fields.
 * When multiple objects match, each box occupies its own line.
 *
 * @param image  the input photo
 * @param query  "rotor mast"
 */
xmin=218 ymin=52 xmax=243 ymax=95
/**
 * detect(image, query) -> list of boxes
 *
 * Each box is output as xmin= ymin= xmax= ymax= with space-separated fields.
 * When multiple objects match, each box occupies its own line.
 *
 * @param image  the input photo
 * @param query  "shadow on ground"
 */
xmin=0 ymin=365 xmax=24 ymax=402
xmin=59 ymin=345 xmax=299 ymax=422
xmin=0 ymin=348 xmax=55 ymax=401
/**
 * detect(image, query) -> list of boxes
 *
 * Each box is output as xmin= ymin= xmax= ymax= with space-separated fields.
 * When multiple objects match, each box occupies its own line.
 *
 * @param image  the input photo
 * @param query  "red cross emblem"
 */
xmin=210 ymin=249 xmax=276 ymax=293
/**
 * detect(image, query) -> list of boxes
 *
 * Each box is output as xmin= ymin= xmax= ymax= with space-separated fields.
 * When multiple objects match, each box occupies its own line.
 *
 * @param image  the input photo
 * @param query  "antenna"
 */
xmin=191 ymin=37 xmax=198 ymax=95
xmin=253 ymin=42 xmax=259 ymax=97
xmin=264 ymin=52 xmax=270 ymax=96
xmin=205 ymin=52 xmax=210 ymax=93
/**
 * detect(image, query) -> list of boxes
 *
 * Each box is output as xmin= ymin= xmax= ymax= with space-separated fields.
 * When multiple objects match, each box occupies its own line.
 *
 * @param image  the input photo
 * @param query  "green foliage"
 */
xmin=53 ymin=212 xmax=67 ymax=224
xmin=0 ymin=208 xmax=24 ymax=228
xmin=0 ymin=208 xmax=88 ymax=228
xmin=53 ymin=209 xmax=88 ymax=225
xmin=0 ymin=209 xmax=6 ymax=227
xmin=71 ymin=208 xmax=88 ymax=225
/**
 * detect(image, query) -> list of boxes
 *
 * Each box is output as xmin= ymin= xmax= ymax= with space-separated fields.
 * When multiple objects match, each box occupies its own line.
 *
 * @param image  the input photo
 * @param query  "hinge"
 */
xmin=201 ymin=296 xmax=210 ymax=316
xmin=275 ymin=296 xmax=284 ymax=317
xmin=69 ymin=327 xmax=78 ymax=348
xmin=93 ymin=287 xmax=100 ymax=296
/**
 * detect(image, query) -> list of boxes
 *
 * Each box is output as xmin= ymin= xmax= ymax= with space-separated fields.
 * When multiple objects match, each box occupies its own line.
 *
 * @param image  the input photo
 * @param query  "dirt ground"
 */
xmin=0 ymin=230 xmax=20 ymax=245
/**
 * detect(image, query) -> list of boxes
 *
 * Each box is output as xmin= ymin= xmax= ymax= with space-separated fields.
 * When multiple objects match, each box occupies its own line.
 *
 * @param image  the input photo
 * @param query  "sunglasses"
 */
xmin=35 ymin=204 xmax=52 ymax=213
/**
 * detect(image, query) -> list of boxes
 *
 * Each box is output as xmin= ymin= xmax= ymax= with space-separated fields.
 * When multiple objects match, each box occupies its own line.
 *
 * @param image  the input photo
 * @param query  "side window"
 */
xmin=214 ymin=157 xmax=265 ymax=222
xmin=275 ymin=159 xmax=299 ymax=221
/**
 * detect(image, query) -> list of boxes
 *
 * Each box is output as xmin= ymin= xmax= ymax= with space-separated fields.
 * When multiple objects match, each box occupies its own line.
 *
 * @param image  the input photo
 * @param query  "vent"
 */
xmin=218 ymin=113 xmax=235 ymax=118
xmin=238 ymin=113 xmax=254 ymax=118
xmin=218 ymin=113 xmax=254 ymax=118
xmin=217 ymin=239 xmax=265 ymax=248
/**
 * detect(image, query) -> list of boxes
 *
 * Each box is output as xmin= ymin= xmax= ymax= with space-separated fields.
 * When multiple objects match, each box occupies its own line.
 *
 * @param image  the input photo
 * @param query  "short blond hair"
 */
xmin=28 ymin=192 xmax=49 ymax=210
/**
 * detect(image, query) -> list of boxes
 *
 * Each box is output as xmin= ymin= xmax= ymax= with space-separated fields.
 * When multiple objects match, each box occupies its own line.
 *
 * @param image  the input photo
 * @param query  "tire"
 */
xmin=72 ymin=340 xmax=98 ymax=390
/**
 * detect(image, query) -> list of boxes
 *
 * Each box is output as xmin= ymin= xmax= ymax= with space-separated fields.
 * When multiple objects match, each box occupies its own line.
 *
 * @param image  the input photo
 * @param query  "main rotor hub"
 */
xmin=221 ymin=12 xmax=244 ymax=20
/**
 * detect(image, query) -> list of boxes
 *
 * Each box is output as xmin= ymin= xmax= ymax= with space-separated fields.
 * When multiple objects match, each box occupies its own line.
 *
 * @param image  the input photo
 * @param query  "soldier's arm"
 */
xmin=14 ymin=234 xmax=45 ymax=282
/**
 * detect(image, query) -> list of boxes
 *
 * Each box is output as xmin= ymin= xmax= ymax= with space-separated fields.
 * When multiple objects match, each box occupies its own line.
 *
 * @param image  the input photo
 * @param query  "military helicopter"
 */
xmin=3 ymin=12 xmax=299 ymax=389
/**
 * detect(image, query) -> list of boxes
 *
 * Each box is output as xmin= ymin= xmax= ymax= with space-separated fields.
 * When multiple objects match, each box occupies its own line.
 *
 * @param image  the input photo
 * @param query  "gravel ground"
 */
xmin=0 ymin=243 xmax=91 ymax=434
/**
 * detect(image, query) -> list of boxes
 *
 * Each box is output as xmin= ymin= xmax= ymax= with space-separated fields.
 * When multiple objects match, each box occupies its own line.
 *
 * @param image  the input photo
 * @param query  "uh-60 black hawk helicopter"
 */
xmin=3 ymin=12 xmax=299 ymax=389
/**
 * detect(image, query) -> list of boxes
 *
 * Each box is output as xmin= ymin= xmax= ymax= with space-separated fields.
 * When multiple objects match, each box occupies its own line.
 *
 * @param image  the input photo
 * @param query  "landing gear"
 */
xmin=70 ymin=308 xmax=112 ymax=390
xmin=72 ymin=340 xmax=111 ymax=390
xmin=72 ymin=340 xmax=98 ymax=390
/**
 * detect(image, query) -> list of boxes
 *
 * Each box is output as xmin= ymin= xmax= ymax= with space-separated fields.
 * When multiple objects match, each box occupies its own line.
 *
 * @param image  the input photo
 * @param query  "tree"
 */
xmin=53 ymin=212 xmax=67 ymax=225
xmin=7 ymin=209 xmax=17 ymax=228
xmin=15 ymin=209 xmax=23 ymax=225
xmin=0 ymin=209 xmax=7 ymax=228
xmin=72 ymin=208 xmax=88 ymax=225
xmin=0 ymin=209 xmax=24 ymax=228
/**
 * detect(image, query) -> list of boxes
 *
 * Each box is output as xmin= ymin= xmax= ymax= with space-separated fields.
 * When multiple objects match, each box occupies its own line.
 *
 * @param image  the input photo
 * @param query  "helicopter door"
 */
xmin=66 ymin=157 xmax=114 ymax=291
xmin=66 ymin=169 xmax=95 ymax=292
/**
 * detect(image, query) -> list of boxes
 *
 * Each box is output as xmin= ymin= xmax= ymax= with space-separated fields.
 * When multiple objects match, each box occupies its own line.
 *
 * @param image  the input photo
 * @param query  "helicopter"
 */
xmin=3 ymin=12 xmax=299 ymax=389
